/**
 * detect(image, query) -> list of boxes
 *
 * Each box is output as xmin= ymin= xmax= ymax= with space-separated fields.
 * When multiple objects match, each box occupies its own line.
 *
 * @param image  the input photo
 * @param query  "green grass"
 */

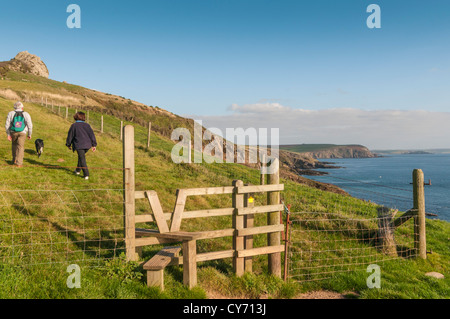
xmin=0 ymin=96 xmax=449 ymax=299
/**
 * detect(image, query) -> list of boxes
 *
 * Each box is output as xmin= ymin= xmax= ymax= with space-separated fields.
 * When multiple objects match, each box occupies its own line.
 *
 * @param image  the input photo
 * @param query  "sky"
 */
xmin=1 ymin=0 xmax=450 ymax=149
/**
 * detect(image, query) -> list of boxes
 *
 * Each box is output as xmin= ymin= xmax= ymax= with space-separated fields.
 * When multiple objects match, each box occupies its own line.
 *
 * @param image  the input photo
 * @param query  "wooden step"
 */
xmin=143 ymin=246 xmax=182 ymax=270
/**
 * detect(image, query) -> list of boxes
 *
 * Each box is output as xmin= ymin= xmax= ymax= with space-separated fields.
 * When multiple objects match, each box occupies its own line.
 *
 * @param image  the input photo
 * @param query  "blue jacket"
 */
xmin=66 ymin=121 xmax=97 ymax=151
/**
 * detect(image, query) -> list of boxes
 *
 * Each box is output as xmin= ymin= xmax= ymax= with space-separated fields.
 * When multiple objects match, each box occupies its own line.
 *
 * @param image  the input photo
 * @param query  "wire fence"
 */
xmin=0 ymin=188 xmax=126 ymax=267
xmin=285 ymin=177 xmax=419 ymax=283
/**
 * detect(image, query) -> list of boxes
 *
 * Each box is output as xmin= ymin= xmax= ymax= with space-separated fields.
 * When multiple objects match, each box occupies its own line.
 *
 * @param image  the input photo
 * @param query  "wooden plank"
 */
xmin=135 ymin=228 xmax=233 ymax=241
xmin=143 ymin=247 xmax=182 ymax=270
xmin=135 ymin=214 xmax=155 ymax=223
xmin=145 ymin=191 xmax=170 ymax=233
xmin=147 ymin=270 xmax=164 ymax=290
xmin=170 ymin=189 xmax=187 ymax=232
xmin=135 ymin=236 xmax=176 ymax=246
xmin=237 ymin=224 xmax=284 ymax=237
xmin=183 ymin=240 xmax=197 ymax=288
xmin=135 ymin=191 xmax=146 ymax=199
xmin=237 ymin=245 xmax=285 ymax=258
xmin=236 ymin=204 xmax=284 ymax=216
xmin=392 ymin=209 xmax=417 ymax=228
xmin=168 ymin=250 xmax=235 ymax=266
xmin=182 ymin=208 xmax=234 ymax=219
xmin=183 ymin=186 xmax=234 ymax=196
xmin=192 ymin=228 xmax=234 ymax=240
xmin=136 ymin=229 xmax=203 ymax=240
xmin=236 ymin=184 xmax=284 ymax=194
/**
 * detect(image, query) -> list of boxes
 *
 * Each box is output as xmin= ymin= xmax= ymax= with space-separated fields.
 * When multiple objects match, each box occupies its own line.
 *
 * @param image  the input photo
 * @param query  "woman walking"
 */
xmin=66 ymin=112 xmax=97 ymax=180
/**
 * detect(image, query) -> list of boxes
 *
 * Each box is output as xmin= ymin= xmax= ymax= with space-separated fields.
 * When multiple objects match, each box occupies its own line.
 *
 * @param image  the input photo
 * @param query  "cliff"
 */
xmin=280 ymin=144 xmax=378 ymax=159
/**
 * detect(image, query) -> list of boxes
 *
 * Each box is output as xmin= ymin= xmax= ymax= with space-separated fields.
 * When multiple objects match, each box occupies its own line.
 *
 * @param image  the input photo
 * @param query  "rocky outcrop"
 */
xmin=279 ymin=150 xmax=340 ymax=176
xmin=0 ymin=51 xmax=49 ymax=78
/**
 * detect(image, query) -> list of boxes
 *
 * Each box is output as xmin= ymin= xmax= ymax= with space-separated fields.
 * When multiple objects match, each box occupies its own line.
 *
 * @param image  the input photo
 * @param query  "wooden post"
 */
xmin=413 ymin=169 xmax=427 ymax=259
xmin=259 ymin=153 xmax=266 ymax=185
xmin=120 ymin=121 xmax=123 ymax=141
xmin=267 ymin=157 xmax=282 ymax=277
xmin=45 ymin=97 xmax=48 ymax=108
xmin=188 ymin=140 xmax=192 ymax=163
xmin=244 ymin=189 xmax=254 ymax=273
xmin=377 ymin=207 xmax=398 ymax=257
xmin=183 ymin=239 xmax=197 ymax=288
xmin=123 ymin=125 xmax=136 ymax=261
xmin=147 ymin=121 xmax=151 ymax=149
xmin=233 ymin=180 xmax=245 ymax=276
xmin=65 ymin=106 xmax=68 ymax=120
xmin=101 ymin=115 xmax=104 ymax=133
xmin=58 ymin=106 xmax=61 ymax=115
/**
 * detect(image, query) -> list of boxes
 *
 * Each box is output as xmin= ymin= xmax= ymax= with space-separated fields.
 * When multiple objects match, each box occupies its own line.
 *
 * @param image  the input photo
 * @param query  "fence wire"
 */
xmin=0 ymin=189 xmax=126 ymax=267
xmin=285 ymin=177 xmax=419 ymax=283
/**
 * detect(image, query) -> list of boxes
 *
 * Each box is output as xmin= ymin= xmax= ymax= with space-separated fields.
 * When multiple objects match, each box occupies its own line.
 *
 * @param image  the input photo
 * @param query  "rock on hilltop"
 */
xmin=0 ymin=51 xmax=49 ymax=78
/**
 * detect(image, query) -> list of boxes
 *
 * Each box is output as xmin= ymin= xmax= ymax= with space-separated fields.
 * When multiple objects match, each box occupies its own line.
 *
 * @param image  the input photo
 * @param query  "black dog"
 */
xmin=35 ymin=139 xmax=44 ymax=158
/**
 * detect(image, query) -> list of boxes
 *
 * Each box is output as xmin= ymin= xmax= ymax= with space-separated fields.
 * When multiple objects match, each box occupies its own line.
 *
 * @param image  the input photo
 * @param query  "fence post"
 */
xmin=267 ymin=157 xmax=282 ymax=277
xmin=101 ymin=115 xmax=104 ymax=133
xmin=65 ymin=106 xmax=68 ymax=120
xmin=147 ymin=121 xmax=151 ymax=149
xmin=123 ymin=125 xmax=136 ymax=261
xmin=244 ymin=188 xmax=254 ymax=273
xmin=120 ymin=121 xmax=123 ymax=141
xmin=260 ymin=153 xmax=266 ymax=185
xmin=413 ymin=169 xmax=426 ymax=259
xmin=233 ymin=179 xmax=245 ymax=276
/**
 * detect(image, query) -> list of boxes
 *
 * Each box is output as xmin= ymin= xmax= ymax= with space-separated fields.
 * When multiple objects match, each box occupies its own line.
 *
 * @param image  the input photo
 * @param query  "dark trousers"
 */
xmin=75 ymin=149 xmax=89 ymax=176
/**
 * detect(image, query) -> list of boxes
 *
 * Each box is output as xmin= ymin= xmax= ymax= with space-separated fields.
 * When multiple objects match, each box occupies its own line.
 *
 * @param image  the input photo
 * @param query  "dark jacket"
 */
xmin=66 ymin=121 xmax=97 ymax=151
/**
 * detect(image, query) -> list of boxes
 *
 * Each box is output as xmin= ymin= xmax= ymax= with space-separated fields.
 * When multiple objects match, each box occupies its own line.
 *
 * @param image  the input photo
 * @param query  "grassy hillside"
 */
xmin=0 ymin=96 xmax=448 ymax=299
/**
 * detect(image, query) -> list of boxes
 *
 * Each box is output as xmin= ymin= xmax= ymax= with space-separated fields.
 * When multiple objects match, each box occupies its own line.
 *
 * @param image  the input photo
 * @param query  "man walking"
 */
xmin=5 ymin=101 xmax=33 ymax=167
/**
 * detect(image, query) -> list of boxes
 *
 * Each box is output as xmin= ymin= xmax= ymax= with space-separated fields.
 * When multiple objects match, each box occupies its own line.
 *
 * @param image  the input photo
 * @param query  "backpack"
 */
xmin=10 ymin=111 xmax=26 ymax=132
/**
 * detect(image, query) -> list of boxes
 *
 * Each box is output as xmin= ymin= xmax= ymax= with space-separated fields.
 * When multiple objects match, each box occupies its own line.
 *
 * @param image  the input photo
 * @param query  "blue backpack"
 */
xmin=10 ymin=111 xmax=26 ymax=132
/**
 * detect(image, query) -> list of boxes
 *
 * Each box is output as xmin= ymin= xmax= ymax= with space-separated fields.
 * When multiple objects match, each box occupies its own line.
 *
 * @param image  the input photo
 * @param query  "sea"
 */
xmin=306 ymin=153 xmax=450 ymax=222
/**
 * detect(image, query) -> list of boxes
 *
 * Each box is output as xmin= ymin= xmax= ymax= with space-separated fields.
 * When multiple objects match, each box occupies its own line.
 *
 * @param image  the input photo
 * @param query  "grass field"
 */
xmin=0 ymin=96 xmax=448 ymax=299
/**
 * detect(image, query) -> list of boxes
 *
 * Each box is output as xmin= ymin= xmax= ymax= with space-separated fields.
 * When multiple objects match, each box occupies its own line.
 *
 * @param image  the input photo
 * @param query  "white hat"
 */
xmin=14 ymin=101 xmax=24 ymax=111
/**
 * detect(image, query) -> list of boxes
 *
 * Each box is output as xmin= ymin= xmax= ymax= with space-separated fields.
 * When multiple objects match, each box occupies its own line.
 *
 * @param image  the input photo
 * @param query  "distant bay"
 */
xmin=306 ymin=153 xmax=450 ymax=222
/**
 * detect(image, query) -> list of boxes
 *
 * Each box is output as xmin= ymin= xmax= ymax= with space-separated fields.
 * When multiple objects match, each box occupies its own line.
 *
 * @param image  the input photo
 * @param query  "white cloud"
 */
xmin=185 ymin=103 xmax=450 ymax=150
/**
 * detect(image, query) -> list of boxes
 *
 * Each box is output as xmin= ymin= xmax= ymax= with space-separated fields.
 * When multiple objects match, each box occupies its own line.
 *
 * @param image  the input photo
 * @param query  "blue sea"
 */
xmin=307 ymin=154 xmax=450 ymax=222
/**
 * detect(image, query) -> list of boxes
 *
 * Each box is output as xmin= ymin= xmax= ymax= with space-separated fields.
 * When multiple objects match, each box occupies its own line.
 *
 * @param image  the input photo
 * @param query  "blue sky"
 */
xmin=1 ymin=0 xmax=450 ymax=148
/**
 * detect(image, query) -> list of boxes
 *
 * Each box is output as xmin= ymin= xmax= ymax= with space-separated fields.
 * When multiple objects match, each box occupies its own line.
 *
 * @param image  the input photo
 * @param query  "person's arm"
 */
xmin=66 ymin=125 xmax=74 ymax=149
xmin=5 ymin=112 xmax=13 ymax=139
xmin=24 ymin=112 xmax=33 ymax=139
xmin=88 ymin=125 xmax=97 ymax=150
